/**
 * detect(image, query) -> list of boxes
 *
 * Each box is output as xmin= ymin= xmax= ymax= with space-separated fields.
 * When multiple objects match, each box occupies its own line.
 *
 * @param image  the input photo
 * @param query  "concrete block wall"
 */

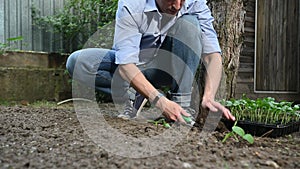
xmin=0 ymin=51 xmax=71 ymax=102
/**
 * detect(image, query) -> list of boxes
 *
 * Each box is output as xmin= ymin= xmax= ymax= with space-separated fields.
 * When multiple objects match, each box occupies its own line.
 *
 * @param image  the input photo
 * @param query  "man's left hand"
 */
xmin=201 ymin=98 xmax=235 ymax=121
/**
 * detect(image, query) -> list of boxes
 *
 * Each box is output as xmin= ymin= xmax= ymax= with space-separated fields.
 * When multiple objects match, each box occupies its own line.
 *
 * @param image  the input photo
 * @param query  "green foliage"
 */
xmin=221 ymin=95 xmax=300 ymax=125
xmin=148 ymin=119 xmax=171 ymax=129
xmin=32 ymin=0 xmax=118 ymax=53
xmin=0 ymin=36 xmax=24 ymax=55
xmin=222 ymin=121 xmax=254 ymax=144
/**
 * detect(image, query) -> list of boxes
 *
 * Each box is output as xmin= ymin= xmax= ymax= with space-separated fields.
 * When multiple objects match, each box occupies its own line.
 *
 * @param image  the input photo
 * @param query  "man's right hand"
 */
xmin=156 ymin=96 xmax=191 ymax=123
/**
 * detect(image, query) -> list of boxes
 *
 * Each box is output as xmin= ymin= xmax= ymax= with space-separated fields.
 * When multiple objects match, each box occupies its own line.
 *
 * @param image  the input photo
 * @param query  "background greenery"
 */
xmin=32 ymin=0 xmax=118 ymax=53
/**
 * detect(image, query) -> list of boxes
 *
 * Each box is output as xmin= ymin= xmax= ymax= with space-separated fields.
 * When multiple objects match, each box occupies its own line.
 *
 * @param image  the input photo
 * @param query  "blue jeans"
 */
xmin=66 ymin=15 xmax=202 ymax=107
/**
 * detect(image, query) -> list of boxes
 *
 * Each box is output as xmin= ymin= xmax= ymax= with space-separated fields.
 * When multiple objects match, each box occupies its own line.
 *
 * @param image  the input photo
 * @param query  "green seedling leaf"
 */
xmin=148 ymin=119 xmax=171 ymax=129
xmin=232 ymin=126 xmax=245 ymax=137
xmin=222 ymin=132 xmax=233 ymax=143
xmin=242 ymin=134 xmax=254 ymax=144
xmin=163 ymin=122 xmax=171 ymax=128
xmin=147 ymin=120 xmax=159 ymax=126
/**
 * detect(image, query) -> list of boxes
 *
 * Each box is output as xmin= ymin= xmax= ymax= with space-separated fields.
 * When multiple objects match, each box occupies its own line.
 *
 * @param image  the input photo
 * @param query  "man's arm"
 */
xmin=118 ymin=64 xmax=190 ymax=122
xmin=202 ymin=53 xmax=235 ymax=121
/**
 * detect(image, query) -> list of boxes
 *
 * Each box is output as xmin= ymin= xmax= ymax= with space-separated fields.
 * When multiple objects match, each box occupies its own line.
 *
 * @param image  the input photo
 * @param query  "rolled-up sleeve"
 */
xmin=190 ymin=0 xmax=221 ymax=54
xmin=113 ymin=5 xmax=142 ymax=64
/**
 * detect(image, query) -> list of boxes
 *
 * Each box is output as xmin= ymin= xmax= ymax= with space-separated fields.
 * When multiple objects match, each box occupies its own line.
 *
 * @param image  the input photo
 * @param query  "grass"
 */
xmin=0 ymin=100 xmax=73 ymax=109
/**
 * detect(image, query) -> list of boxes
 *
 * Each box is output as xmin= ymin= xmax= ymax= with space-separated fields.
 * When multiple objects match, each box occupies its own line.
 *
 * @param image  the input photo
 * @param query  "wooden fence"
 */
xmin=0 ymin=0 xmax=67 ymax=52
xmin=255 ymin=0 xmax=300 ymax=93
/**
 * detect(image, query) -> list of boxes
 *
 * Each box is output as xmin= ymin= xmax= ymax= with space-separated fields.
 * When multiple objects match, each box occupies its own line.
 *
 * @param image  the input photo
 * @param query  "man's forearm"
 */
xmin=202 ymin=53 xmax=223 ymax=100
xmin=118 ymin=64 xmax=159 ymax=102
xmin=119 ymin=63 xmax=191 ymax=122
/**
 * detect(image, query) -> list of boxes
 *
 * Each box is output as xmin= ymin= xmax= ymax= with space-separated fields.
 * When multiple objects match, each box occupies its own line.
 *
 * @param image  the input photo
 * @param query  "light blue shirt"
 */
xmin=113 ymin=0 xmax=221 ymax=65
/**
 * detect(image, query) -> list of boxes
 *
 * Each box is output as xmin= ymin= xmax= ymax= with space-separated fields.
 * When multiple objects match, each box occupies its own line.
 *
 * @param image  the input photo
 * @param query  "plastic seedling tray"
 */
xmin=221 ymin=119 xmax=300 ymax=138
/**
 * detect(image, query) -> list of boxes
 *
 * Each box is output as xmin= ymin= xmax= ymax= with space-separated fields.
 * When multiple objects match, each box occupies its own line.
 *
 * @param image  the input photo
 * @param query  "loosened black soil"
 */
xmin=0 ymin=104 xmax=299 ymax=169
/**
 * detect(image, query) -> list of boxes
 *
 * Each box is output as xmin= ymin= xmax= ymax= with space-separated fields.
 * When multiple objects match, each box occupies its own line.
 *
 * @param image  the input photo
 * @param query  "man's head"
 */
xmin=156 ymin=0 xmax=185 ymax=15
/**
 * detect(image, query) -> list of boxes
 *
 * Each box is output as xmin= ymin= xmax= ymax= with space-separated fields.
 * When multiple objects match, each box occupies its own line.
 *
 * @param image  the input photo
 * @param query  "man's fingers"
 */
xmin=225 ymin=110 xmax=235 ymax=121
xmin=204 ymin=100 xmax=236 ymax=121
xmin=177 ymin=113 xmax=186 ymax=123
xmin=180 ymin=109 xmax=190 ymax=117
xmin=205 ymin=101 xmax=218 ymax=112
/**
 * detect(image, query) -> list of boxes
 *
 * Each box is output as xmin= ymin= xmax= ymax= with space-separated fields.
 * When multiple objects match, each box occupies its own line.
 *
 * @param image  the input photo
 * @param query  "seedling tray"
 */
xmin=221 ymin=119 xmax=300 ymax=138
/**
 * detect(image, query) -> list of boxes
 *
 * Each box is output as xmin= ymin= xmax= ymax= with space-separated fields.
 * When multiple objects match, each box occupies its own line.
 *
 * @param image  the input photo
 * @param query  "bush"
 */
xmin=32 ymin=0 xmax=118 ymax=53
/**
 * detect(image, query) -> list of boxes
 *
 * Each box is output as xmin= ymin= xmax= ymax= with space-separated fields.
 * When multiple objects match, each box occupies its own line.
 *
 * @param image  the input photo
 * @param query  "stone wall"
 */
xmin=0 ymin=51 xmax=71 ymax=102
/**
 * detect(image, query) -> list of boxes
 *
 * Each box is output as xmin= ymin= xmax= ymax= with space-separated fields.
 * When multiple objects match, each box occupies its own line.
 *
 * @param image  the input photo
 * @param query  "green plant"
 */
xmin=0 ymin=36 xmax=24 ymax=55
xmin=31 ymin=0 xmax=118 ymax=53
xmin=222 ymin=121 xmax=254 ymax=144
xmin=222 ymin=96 xmax=300 ymax=125
xmin=148 ymin=119 xmax=171 ymax=129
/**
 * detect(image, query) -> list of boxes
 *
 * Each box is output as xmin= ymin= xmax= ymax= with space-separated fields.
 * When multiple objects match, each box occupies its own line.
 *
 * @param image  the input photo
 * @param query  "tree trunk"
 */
xmin=194 ymin=0 xmax=245 ymax=122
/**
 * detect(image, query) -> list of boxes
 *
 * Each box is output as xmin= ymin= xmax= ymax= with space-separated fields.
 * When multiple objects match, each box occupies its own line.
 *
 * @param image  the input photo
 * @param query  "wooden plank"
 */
xmin=4 ymin=0 xmax=9 ymax=44
xmin=237 ymin=72 xmax=254 ymax=83
xmin=32 ymin=0 xmax=43 ymax=51
xmin=275 ymin=0 xmax=283 ymax=91
xmin=240 ymin=55 xmax=254 ymax=63
xmin=238 ymin=67 xmax=254 ymax=73
xmin=299 ymin=0 xmax=300 ymax=92
xmin=245 ymin=16 xmax=255 ymax=23
xmin=244 ymin=27 xmax=255 ymax=33
xmin=0 ymin=0 xmax=5 ymax=43
xmin=20 ymin=0 xmax=32 ymax=50
xmin=53 ymin=0 xmax=64 ymax=51
xmin=255 ymin=0 xmax=263 ymax=90
xmin=42 ymin=0 xmax=53 ymax=52
xmin=255 ymin=0 xmax=299 ymax=92
xmin=8 ymin=0 xmax=17 ymax=40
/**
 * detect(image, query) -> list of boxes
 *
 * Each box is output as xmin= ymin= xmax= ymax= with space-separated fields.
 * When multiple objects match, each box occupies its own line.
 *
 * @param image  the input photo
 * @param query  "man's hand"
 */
xmin=201 ymin=97 xmax=235 ymax=121
xmin=202 ymin=53 xmax=235 ymax=121
xmin=156 ymin=96 xmax=191 ymax=123
xmin=119 ymin=64 xmax=190 ymax=123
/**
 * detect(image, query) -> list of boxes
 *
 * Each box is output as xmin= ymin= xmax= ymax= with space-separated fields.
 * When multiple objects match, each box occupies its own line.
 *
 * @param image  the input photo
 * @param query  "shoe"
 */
xmin=117 ymin=92 xmax=147 ymax=119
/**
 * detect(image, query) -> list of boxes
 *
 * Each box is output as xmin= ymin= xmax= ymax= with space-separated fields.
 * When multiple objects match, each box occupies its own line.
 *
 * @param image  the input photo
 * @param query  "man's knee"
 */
xmin=179 ymin=15 xmax=199 ymax=26
xmin=66 ymin=50 xmax=82 ymax=77
xmin=170 ymin=15 xmax=202 ymax=59
xmin=174 ymin=15 xmax=201 ymax=34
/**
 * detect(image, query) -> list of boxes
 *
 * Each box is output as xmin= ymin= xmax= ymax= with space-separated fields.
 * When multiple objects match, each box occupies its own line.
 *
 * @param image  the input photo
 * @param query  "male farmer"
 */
xmin=66 ymin=0 xmax=235 ymax=125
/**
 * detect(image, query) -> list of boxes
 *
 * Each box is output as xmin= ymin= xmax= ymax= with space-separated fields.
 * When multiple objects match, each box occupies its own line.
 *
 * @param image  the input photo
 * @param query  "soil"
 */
xmin=0 ymin=103 xmax=299 ymax=169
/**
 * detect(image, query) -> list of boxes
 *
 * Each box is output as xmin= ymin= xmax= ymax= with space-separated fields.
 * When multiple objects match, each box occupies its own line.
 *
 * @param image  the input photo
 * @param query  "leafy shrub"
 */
xmin=32 ymin=0 xmax=118 ymax=53
xmin=0 ymin=36 xmax=24 ymax=55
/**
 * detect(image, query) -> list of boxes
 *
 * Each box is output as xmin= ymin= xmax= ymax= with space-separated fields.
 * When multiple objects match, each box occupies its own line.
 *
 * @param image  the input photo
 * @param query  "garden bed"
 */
xmin=0 ymin=104 xmax=299 ymax=168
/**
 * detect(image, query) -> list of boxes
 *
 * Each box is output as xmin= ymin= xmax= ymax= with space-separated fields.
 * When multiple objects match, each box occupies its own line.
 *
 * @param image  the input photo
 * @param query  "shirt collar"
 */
xmin=144 ymin=0 xmax=158 ymax=12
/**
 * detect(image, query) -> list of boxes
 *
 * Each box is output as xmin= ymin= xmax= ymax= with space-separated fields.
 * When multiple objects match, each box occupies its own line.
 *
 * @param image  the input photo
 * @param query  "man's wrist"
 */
xmin=151 ymin=92 xmax=164 ymax=106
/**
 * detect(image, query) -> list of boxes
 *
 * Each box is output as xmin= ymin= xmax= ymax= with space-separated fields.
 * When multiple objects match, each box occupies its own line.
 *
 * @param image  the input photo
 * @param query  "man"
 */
xmin=66 ymin=0 xmax=235 ymax=125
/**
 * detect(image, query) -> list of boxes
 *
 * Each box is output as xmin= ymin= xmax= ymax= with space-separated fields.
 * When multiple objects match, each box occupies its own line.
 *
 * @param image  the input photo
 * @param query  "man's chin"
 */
xmin=165 ymin=10 xmax=179 ymax=16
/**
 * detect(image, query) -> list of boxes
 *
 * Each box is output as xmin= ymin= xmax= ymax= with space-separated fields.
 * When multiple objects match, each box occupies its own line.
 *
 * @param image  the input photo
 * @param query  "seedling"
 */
xmin=222 ymin=121 xmax=254 ymax=144
xmin=148 ymin=119 xmax=171 ymax=129
xmin=221 ymin=96 xmax=300 ymax=125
